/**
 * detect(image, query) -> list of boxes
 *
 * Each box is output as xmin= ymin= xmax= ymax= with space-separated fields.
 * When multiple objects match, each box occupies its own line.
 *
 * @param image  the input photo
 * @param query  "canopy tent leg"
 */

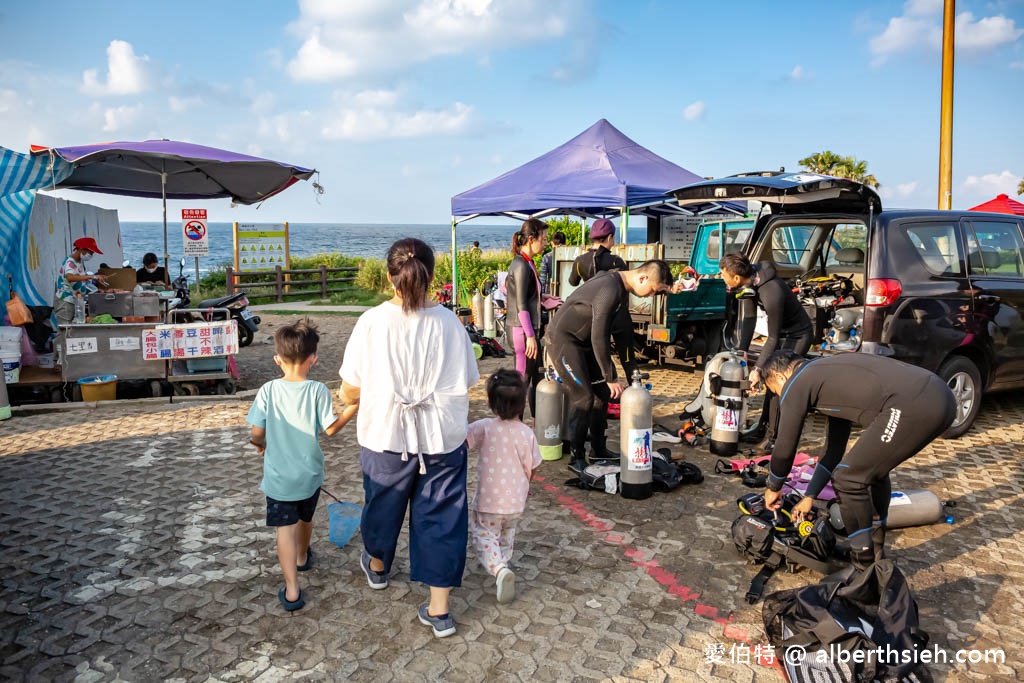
xmin=620 ymin=206 xmax=629 ymax=245
xmin=450 ymin=216 xmax=458 ymax=309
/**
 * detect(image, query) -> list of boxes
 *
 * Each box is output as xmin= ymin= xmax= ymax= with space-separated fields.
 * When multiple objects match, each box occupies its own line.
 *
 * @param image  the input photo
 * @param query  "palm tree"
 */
xmin=1018 ymin=179 xmax=1023 ymax=195
xmin=799 ymin=151 xmax=879 ymax=188
xmin=798 ymin=151 xmax=844 ymax=175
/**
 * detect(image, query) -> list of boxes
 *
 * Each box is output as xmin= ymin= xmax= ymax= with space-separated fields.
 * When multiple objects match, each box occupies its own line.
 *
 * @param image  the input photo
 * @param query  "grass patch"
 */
xmin=259 ymin=309 xmax=364 ymax=317
xmin=323 ymin=289 xmax=390 ymax=306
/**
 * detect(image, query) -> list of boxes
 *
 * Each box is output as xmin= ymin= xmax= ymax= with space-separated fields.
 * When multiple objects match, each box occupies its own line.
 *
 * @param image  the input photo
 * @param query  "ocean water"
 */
xmin=119 ymin=222 xmax=651 ymax=275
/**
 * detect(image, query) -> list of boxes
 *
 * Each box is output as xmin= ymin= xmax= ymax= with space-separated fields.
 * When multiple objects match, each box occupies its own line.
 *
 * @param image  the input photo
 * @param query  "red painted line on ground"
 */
xmin=533 ymin=474 xmax=786 ymax=679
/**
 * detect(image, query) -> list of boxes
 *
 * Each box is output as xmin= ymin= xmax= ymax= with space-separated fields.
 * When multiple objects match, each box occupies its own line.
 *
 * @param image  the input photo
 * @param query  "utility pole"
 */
xmin=938 ymin=0 xmax=955 ymax=210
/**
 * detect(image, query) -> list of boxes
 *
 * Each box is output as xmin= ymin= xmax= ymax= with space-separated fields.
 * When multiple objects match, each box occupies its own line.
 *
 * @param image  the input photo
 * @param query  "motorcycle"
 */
xmin=195 ymin=291 xmax=261 ymax=348
xmin=171 ymin=258 xmax=192 ymax=309
xmin=171 ymin=258 xmax=260 ymax=347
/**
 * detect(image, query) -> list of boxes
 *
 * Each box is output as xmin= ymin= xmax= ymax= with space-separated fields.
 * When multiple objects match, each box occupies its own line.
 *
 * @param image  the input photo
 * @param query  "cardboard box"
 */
xmin=97 ymin=267 xmax=137 ymax=291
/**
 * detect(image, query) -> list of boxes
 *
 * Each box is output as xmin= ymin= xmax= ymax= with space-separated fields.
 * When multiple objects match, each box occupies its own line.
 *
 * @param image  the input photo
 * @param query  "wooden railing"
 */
xmin=225 ymin=266 xmax=359 ymax=302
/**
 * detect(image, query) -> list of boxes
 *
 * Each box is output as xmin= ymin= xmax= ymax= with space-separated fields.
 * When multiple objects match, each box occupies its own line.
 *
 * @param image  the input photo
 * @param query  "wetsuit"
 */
xmin=738 ymin=262 xmax=813 ymax=440
xmin=568 ymin=245 xmax=638 ymax=381
xmin=506 ymin=252 xmax=542 ymax=414
xmin=766 ymin=354 xmax=956 ymax=566
xmin=546 ymin=271 xmax=628 ymax=465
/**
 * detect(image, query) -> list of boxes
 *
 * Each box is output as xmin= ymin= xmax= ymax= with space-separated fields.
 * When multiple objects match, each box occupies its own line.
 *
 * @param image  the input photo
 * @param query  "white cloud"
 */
xmin=321 ymin=89 xmax=475 ymax=141
xmin=81 ymin=40 xmax=151 ymax=96
xmin=1011 ymin=61 xmax=1024 ymax=70
xmin=102 ymin=104 xmax=142 ymax=133
xmin=168 ymin=95 xmax=203 ymax=113
xmin=904 ymin=0 xmax=942 ymax=17
xmin=963 ymin=170 xmax=1022 ymax=197
xmin=879 ymin=181 xmax=920 ymax=200
xmin=286 ymin=0 xmax=583 ymax=82
xmin=787 ymin=64 xmax=813 ymax=82
xmin=870 ymin=3 xmax=1023 ymax=64
xmin=682 ymin=101 xmax=706 ymax=122
xmin=956 ymin=13 xmax=1024 ymax=50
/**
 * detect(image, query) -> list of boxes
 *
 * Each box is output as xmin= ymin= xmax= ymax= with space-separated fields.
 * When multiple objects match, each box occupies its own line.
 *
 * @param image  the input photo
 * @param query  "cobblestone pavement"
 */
xmin=2 ymin=367 xmax=1023 ymax=682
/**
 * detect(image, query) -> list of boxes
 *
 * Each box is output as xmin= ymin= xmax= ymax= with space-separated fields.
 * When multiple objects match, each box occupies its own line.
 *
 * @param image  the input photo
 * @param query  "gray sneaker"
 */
xmin=418 ymin=604 xmax=456 ymax=638
xmin=360 ymin=549 xmax=388 ymax=590
xmin=496 ymin=566 xmax=516 ymax=604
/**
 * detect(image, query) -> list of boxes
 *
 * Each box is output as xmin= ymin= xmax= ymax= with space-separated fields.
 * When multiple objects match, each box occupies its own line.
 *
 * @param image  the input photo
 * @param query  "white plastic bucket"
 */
xmin=0 ymin=326 xmax=23 ymax=344
xmin=1 ymin=351 xmax=20 ymax=384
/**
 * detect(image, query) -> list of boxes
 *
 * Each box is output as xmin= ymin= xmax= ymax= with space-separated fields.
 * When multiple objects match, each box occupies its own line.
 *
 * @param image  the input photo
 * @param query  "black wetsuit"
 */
xmin=738 ymin=262 xmax=813 ymax=438
xmin=546 ymin=271 xmax=628 ymax=461
xmin=506 ymin=252 xmax=542 ymax=414
xmin=766 ymin=354 xmax=955 ymax=564
xmin=567 ymin=245 xmax=637 ymax=380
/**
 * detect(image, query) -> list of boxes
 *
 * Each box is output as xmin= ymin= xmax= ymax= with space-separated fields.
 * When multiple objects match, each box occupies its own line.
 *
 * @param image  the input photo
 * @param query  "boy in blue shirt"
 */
xmin=247 ymin=320 xmax=355 ymax=611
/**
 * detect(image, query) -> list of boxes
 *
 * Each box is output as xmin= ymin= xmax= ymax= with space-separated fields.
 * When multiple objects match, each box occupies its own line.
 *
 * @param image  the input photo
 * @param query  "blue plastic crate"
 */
xmin=185 ymin=357 xmax=227 ymax=374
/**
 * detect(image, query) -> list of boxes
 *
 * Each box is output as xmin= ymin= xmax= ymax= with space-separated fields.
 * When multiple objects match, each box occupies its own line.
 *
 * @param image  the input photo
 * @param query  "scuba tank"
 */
xmin=535 ymin=368 xmax=564 ymax=461
xmin=709 ymin=356 xmax=746 ymax=457
xmin=619 ymin=369 xmax=653 ymax=500
xmin=482 ymin=292 xmax=496 ymax=338
xmin=828 ymin=490 xmax=945 ymax=531
xmin=471 ymin=289 xmax=485 ymax=327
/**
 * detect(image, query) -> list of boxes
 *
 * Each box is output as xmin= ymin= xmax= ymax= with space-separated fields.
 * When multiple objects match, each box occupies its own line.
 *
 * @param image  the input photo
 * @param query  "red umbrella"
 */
xmin=969 ymin=193 xmax=1024 ymax=216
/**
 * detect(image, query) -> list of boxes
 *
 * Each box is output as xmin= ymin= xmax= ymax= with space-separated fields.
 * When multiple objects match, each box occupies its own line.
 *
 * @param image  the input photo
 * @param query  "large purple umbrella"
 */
xmin=31 ymin=139 xmax=316 ymax=270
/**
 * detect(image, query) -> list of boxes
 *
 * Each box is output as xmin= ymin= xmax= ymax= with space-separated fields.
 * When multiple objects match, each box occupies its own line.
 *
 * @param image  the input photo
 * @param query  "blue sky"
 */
xmin=1 ymin=0 xmax=1022 ymax=224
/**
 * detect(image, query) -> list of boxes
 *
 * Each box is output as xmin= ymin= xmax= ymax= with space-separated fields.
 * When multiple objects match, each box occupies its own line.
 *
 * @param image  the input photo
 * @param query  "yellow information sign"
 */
xmin=233 ymin=223 xmax=290 ymax=272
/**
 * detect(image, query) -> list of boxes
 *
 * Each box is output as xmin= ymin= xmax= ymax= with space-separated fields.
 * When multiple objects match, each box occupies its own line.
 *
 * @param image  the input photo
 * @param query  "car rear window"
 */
xmin=903 ymin=223 xmax=963 ymax=276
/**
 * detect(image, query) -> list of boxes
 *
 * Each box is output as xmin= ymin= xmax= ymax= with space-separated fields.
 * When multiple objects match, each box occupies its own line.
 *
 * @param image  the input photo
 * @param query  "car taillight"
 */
xmin=865 ymin=278 xmax=902 ymax=307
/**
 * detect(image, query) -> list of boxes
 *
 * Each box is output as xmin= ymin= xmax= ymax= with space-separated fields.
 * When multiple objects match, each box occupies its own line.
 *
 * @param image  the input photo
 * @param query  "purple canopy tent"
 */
xmin=30 ymin=140 xmax=315 ymax=273
xmin=449 ymin=119 xmax=743 ymax=306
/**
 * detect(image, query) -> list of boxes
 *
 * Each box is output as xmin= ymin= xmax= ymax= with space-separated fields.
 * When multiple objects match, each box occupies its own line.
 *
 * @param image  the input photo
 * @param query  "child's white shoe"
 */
xmin=496 ymin=566 xmax=515 ymax=604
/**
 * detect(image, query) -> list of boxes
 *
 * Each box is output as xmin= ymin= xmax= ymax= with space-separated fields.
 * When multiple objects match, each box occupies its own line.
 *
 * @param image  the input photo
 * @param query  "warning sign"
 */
xmin=182 ymin=209 xmax=209 ymax=257
xmin=234 ymin=222 xmax=288 ymax=272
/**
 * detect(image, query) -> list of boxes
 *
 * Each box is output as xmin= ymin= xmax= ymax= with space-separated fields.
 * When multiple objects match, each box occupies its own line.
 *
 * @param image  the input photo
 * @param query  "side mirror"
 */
xmin=122 ymin=259 xmax=131 ymax=268
xmin=179 ymin=258 xmax=186 ymax=268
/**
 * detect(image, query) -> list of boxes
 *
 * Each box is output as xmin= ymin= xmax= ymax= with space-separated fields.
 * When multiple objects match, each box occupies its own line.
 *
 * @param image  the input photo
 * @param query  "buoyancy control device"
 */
xmin=680 ymin=351 xmax=749 ymax=457
xmin=732 ymin=492 xmax=838 ymax=603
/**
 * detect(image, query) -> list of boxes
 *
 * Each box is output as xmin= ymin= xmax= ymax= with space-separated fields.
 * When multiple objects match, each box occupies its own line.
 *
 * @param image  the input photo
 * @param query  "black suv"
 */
xmin=672 ymin=172 xmax=1024 ymax=437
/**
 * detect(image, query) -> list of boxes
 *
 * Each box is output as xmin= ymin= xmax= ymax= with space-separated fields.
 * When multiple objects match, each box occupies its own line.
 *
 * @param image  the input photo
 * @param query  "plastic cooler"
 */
xmin=78 ymin=375 xmax=118 ymax=401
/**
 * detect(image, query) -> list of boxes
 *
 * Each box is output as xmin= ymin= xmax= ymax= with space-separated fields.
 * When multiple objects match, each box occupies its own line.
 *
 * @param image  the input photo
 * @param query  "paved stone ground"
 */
xmin=1 ymin=366 xmax=1022 ymax=682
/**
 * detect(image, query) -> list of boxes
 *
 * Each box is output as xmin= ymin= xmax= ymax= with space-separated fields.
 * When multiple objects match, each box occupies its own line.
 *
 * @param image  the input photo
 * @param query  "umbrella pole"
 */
xmin=162 ymin=162 xmax=168 ymax=276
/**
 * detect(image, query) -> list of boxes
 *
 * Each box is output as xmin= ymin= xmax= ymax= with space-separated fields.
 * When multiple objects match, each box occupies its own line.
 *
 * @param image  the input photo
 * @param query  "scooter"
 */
xmin=195 ymin=290 xmax=261 ymax=347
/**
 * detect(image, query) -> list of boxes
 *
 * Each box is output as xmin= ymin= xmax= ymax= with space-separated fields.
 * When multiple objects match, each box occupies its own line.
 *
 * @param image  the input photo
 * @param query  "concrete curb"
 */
xmin=11 ymin=392 xmax=250 ymax=416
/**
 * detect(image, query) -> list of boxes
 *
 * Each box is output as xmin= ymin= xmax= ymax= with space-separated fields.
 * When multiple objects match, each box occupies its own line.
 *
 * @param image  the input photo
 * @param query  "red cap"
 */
xmin=589 ymin=218 xmax=616 ymax=240
xmin=73 ymin=237 xmax=103 ymax=255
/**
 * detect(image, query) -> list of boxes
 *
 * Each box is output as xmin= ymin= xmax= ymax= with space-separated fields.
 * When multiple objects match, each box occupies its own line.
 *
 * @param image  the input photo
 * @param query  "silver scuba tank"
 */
xmin=471 ymin=289 xmax=485 ymax=327
xmin=709 ymin=357 xmax=746 ymax=457
xmin=829 ymin=490 xmax=945 ymax=531
xmin=482 ymin=292 xmax=496 ymax=338
xmin=535 ymin=368 xmax=564 ymax=461
xmin=619 ymin=369 xmax=653 ymax=500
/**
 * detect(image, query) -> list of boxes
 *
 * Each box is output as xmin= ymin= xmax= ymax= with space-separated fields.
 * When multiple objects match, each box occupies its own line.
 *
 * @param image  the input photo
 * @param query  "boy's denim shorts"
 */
xmin=266 ymin=488 xmax=321 ymax=527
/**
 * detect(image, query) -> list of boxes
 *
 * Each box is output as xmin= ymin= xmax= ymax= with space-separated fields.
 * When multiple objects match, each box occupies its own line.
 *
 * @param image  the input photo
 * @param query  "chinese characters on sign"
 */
xmin=235 ymin=223 xmax=288 ymax=272
xmin=65 ymin=337 xmax=98 ymax=355
xmin=182 ymin=208 xmax=209 ymax=257
xmin=141 ymin=321 xmax=239 ymax=360
xmin=109 ymin=337 xmax=141 ymax=351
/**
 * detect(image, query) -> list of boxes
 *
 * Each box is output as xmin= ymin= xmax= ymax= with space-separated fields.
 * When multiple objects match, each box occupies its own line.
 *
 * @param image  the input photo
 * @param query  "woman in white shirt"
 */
xmin=339 ymin=238 xmax=480 ymax=639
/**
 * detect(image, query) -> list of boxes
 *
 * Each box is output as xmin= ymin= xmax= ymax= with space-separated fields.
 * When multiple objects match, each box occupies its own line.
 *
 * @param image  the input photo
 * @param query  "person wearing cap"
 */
xmin=568 ymin=219 xmax=626 ymax=287
xmin=53 ymin=238 xmax=109 ymax=356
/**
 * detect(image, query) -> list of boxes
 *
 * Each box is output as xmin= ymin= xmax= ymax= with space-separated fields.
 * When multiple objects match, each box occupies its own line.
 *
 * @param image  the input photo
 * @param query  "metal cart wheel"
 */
xmin=150 ymin=380 xmax=164 ymax=398
xmin=215 ymin=379 xmax=237 ymax=395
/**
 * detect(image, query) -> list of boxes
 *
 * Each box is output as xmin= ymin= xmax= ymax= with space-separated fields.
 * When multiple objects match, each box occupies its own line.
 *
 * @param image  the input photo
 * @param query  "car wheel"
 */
xmin=938 ymin=356 xmax=982 ymax=439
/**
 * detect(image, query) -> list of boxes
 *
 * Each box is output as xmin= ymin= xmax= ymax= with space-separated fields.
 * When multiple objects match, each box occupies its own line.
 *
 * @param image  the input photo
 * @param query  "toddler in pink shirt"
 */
xmin=466 ymin=369 xmax=542 ymax=603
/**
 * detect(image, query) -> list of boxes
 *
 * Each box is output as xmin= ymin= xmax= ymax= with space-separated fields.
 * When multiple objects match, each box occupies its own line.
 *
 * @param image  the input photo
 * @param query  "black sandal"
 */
xmin=297 ymin=547 xmax=314 ymax=572
xmin=278 ymin=586 xmax=305 ymax=611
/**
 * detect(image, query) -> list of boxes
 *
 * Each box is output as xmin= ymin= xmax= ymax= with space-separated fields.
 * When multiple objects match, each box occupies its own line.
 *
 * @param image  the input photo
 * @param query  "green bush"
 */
xmin=545 ymin=215 xmax=586 ymax=246
xmin=355 ymin=258 xmax=389 ymax=292
xmin=434 ymin=248 xmax=514 ymax=302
